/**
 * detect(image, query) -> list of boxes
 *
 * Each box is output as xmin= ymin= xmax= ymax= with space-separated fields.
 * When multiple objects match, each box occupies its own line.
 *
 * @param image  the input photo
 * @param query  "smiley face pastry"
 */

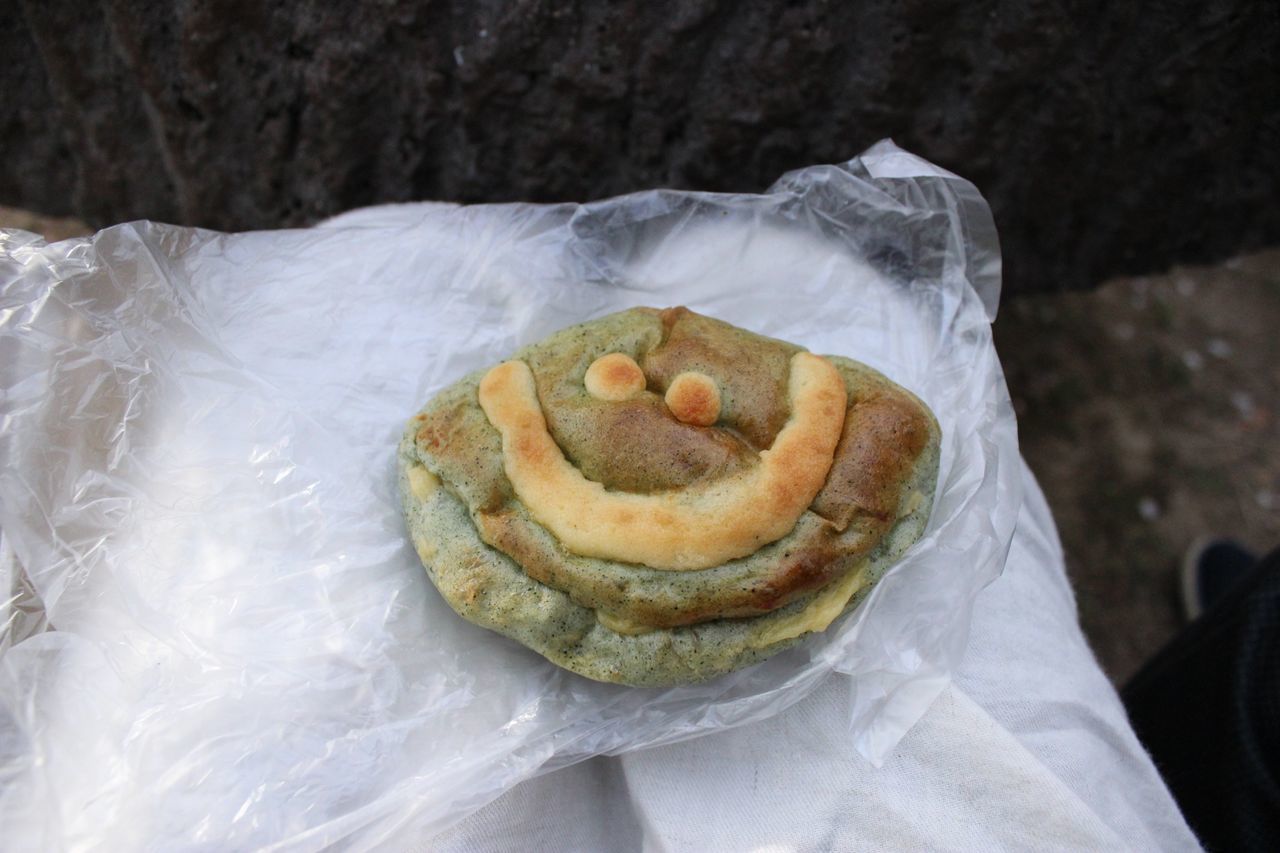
xmin=399 ymin=307 xmax=940 ymax=686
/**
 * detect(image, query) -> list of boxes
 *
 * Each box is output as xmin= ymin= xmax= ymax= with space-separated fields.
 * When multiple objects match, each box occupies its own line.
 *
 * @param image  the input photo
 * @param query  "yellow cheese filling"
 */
xmin=407 ymin=464 xmax=440 ymax=501
xmin=594 ymin=559 xmax=869 ymax=644
xmin=596 ymin=609 xmax=658 ymax=635
xmin=411 ymin=457 xmax=872 ymax=647
xmin=750 ymin=559 xmax=868 ymax=647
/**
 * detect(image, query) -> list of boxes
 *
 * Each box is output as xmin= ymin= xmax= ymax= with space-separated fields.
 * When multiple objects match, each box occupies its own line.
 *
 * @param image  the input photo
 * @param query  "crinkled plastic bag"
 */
xmin=0 ymin=141 xmax=1019 ymax=849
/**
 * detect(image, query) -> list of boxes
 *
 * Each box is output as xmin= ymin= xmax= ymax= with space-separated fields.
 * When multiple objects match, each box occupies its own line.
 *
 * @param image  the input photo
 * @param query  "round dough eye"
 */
xmin=664 ymin=371 xmax=721 ymax=426
xmin=584 ymin=353 xmax=646 ymax=401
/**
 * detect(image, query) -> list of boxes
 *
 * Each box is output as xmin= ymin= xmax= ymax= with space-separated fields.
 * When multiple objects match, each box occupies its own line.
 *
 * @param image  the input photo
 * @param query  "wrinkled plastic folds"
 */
xmin=0 ymin=141 xmax=1019 ymax=849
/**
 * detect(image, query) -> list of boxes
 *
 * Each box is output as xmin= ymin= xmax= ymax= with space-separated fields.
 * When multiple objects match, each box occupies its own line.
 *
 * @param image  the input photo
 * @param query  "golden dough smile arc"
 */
xmin=399 ymin=306 xmax=940 ymax=686
xmin=477 ymin=352 xmax=848 ymax=571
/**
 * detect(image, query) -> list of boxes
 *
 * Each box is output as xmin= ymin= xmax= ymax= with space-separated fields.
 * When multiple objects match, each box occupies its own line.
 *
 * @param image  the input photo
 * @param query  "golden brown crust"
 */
xmin=641 ymin=307 xmax=792 ymax=450
xmin=812 ymin=387 xmax=934 ymax=528
xmin=477 ymin=352 xmax=848 ymax=571
xmin=473 ymin=506 xmax=865 ymax=628
xmin=664 ymin=371 xmax=721 ymax=426
xmin=584 ymin=353 xmax=646 ymax=401
xmin=409 ymin=307 xmax=940 ymax=631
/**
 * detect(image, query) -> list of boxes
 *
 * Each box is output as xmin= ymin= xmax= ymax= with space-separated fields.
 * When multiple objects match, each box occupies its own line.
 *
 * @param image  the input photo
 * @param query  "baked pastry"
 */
xmin=399 ymin=307 xmax=940 ymax=686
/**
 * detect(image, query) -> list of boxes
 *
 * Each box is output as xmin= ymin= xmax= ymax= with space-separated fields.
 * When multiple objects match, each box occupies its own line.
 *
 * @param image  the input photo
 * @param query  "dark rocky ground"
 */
xmin=6 ymin=1 xmax=1280 ymax=295
xmin=995 ymin=249 xmax=1280 ymax=682
xmin=3 ymin=207 xmax=1277 ymax=683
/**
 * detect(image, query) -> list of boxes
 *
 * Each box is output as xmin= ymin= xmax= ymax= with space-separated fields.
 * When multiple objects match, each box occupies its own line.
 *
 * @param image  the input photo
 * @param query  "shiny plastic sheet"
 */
xmin=0 ymin=141 xmax=1019 ymax=849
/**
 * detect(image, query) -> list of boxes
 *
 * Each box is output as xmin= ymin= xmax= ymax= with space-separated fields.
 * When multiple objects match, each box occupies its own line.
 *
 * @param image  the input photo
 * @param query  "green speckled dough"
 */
xmin=400 ymin=307 xmax=940 ymax=686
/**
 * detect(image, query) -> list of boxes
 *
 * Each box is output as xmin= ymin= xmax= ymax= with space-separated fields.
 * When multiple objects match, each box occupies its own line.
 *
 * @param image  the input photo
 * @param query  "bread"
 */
xmin=399 ymin=307 xmax=940 ymax=686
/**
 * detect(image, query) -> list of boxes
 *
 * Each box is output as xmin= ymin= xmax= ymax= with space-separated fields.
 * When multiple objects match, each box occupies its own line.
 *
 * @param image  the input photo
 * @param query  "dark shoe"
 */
xmin=1180 ymin=536 xmax=1259 ymax=621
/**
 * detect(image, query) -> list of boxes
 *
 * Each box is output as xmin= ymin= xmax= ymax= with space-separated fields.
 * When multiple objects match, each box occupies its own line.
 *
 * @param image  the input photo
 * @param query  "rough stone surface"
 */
xmin=996 ymin=249 xmax=1280 ymax=682
xmin=0 ymin=13 xmax=75 ymax=217
xmin=5 ymin=0 xmax=1279 ymax=292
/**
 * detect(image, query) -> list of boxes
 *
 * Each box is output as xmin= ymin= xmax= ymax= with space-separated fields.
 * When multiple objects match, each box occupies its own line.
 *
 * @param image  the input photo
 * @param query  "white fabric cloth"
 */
xmin=426 ymin=462 xmax=1200 ymax=851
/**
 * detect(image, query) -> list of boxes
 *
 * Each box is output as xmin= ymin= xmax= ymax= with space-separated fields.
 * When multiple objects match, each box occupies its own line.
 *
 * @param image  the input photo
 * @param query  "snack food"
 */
xmin=399 ymin=307 xmax=940 ymax=686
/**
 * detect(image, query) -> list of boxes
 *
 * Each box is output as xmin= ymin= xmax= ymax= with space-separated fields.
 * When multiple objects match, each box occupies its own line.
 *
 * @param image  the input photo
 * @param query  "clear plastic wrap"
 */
xmin=0 ymin=141 xmax=1019 ymax=849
